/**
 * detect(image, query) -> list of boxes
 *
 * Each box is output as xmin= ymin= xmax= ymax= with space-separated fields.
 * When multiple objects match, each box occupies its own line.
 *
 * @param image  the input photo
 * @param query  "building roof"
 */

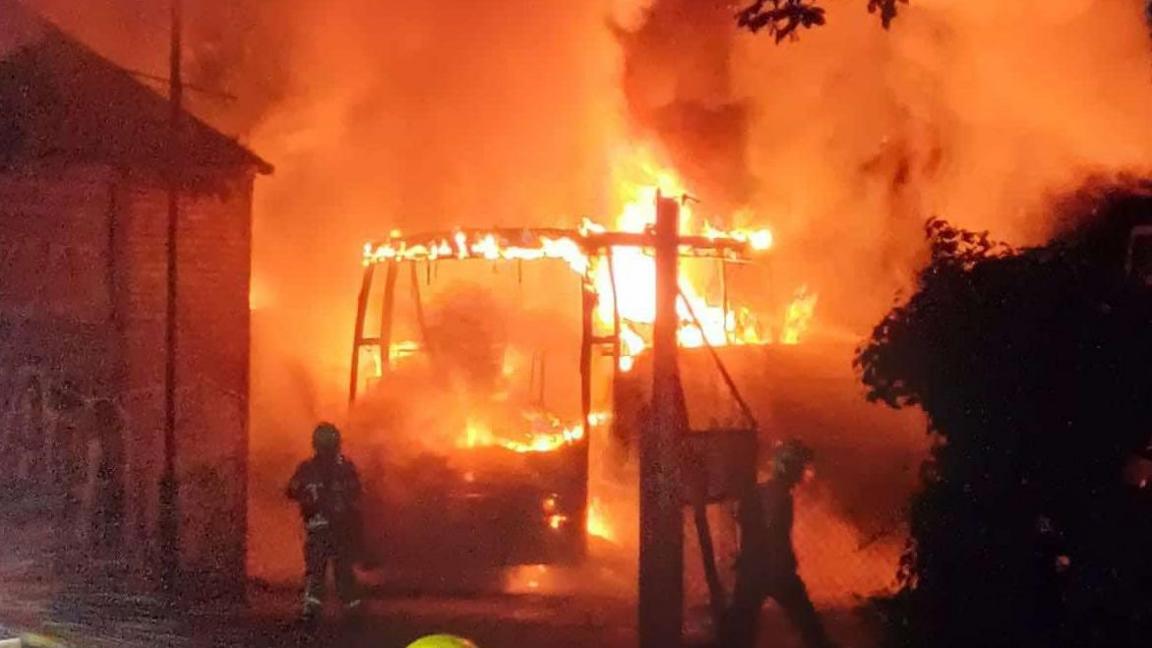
xmin=0 ymin=0 xmax=272 ymax=176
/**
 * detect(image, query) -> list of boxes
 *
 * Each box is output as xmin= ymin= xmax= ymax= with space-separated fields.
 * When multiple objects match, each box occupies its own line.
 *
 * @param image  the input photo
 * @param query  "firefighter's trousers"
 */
xmin=303 ymin=527 xmax=359 ymax=613
xmin=719 ymin=568 xmax=834 ymax=648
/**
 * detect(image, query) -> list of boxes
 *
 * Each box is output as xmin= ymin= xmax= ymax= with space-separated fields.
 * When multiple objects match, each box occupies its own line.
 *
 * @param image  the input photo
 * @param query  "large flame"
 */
xmin=364 ymin=149 xmax=813 ymax=375
xmin=457 ymin=409 xmax=586 ymax=454
xmin=591 ymin=149 xmax=804 ymax=371
xmin=781 ymin=287 xmax=818 ymax=345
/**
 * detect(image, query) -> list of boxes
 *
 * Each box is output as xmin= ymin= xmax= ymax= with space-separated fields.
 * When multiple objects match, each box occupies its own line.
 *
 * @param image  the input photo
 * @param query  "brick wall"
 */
xmin=0 ymin=164 xmax=115 ymax=323
xmin=0 ymin=162 xmax=253 ymax=600
xmin=116 ymin=170 xmax=253 ymax=599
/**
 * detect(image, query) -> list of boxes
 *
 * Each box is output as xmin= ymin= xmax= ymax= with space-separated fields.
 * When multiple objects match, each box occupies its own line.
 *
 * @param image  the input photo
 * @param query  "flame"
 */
xmin=457 ymin=409 xmax=585 ymax=454
xmin=590 ymin=152 xmax=781 ymax=370
xmin=363 ymin=230 xmax=590 ymax=274
xmin=362 ymin=162 xmax=813 ymax=374
xmin=781 ymin=287 xmax=818 ymax=345
xmin=586 ymin=496 xmax=616 ymax=543
xmin=704 ymin=220 xmax=774 ymax=252
xmin=360 ymin=146 xmax=807 ymax=375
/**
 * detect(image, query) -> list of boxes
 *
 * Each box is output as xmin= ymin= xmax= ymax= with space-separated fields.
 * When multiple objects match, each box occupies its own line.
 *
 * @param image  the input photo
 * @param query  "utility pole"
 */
xmin=638 ymin=194 xmax=686 ymax=648
xmin=159 ymin=0 xmax=183 ymax=596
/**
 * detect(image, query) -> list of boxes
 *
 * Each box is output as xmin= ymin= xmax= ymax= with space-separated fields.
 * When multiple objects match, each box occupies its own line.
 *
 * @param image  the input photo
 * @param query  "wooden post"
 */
xmin=159 ymin=0 xmax=183 ymax=595
xmin=639 ymin=194 xmax=685 ymax=648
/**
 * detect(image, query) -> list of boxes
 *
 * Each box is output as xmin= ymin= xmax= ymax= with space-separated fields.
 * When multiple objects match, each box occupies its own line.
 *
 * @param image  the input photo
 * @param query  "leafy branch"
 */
xmin=736 ymin=0 xmax=907 ymax=41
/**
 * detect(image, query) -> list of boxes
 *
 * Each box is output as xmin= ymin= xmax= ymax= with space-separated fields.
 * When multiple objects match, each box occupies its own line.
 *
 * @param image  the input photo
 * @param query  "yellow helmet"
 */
xmin=405 ymin=635 xmax=479 ymax=648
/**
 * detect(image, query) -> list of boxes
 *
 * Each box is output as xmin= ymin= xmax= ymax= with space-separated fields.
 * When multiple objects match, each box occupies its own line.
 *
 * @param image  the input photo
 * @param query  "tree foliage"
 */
xmin=736 ymin=0 xmax=906 ymax=41
xmin=856 ymin=182 xmax=1152 ymax=647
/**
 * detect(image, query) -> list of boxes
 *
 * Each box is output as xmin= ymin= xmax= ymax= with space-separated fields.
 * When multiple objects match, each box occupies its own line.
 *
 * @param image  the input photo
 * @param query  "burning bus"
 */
xmin=345 ymin=191 xmax=804 ymax=577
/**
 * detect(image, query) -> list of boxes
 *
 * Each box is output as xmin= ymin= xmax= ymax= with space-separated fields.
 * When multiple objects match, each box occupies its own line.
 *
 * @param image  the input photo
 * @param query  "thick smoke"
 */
xmin=617 ymin=0 xmax=753 ymax=212
xmin=620 ymin=0 xmax=1152 ymax=334
xmin=25 ymin=0 xmax=285 ymax=135
xmin=246 ymin=0 xmax=628 ymax=420
xmin=733 ymin=0 xmax=1152 ymax=331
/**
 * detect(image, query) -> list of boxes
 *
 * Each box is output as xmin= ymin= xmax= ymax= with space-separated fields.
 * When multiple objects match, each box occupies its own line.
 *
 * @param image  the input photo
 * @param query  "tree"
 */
xmin=856 ymin=181 xmax=1152 ymax=647
xmin=736 ymin=0 xmax=907 ymax=41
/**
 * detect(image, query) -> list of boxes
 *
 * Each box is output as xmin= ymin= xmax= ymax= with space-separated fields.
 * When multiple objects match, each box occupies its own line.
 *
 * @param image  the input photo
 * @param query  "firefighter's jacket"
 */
xmin=287 ymin=455 xmax=362 ymax=533
xmin=736 ymin=477 xmax=798 ymax=579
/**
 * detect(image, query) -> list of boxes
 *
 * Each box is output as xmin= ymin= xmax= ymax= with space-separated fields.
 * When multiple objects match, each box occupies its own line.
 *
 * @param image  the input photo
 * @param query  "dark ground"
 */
xmin=241 ymin=587 xmax=877 ymax=648
xmin=0 ymin=582 xmax=879 ymax=648
xmin=0 ymin=524 xmax=879 ymax=648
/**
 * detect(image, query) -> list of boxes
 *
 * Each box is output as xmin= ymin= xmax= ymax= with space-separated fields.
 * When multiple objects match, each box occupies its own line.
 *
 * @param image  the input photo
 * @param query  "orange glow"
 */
xmin=513 ymin=565 xmax=548 ymax=592
xmin=388 ymin=340 xmax=421 ymax=364
xmin=457 ymin=409 xmax=585 ymax=454
xmin=781 ymin=288 xmax=818 ymax=345
xmin=541 ymin=495 xmax=558 ymax=514
xmin=586 ymin=497 xmax=616 ymax=543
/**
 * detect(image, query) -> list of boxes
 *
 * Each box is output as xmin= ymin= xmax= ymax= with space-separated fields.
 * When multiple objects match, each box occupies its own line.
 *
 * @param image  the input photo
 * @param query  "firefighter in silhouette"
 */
xmin=720 ymin=439 xmax=837 ymax=648
xmin=287 ymin=422 xmax=363 ymax=620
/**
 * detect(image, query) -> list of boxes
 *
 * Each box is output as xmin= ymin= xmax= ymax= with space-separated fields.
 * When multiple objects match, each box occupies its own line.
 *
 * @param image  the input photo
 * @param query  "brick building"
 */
xmin=0 ymin=1 xmax=270 ymax=599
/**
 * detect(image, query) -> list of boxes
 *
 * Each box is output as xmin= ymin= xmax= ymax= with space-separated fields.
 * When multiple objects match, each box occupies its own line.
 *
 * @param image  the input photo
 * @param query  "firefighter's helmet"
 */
xmin=771 ymin=438 xmax=814 ymax=482
xmin=405 ymin=635 xmax=479 ymax=648
xmin=312 ymin=422 xmax=342 ymax=455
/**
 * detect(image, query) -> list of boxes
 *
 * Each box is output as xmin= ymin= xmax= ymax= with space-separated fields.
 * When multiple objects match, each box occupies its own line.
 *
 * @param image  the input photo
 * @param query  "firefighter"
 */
xmin=719 ymin=439 xmax=837 ymax=648
xmin=287 ymin=422 xmax=363 ymax=620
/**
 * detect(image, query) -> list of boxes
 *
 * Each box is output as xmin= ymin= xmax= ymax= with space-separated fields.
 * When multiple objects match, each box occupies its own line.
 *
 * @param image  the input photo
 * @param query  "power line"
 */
xmin=120 ymin=66 xmax=237 ymax=102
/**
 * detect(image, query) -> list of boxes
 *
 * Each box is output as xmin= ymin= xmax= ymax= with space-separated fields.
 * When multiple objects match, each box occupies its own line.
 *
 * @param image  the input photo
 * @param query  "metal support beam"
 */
xmin=639 ymin=194 xmax=685 ymax=648
xmin=607 ymin=252 xmax=623 ymax=376
xmin=678 ymin=287 xmax=759 ymax=429
xmin=692 ymin=495 xmax=726 ymax=628
xmin=379 ymin=261 xmax=399 ymax=374
xmin=348 ymin=264 xmax=375 ymax=404
xmin=411 ymin=262 xmax=431 ymax=353
xmin=577 ymin=276 xmax=595 ymax=558
xmin=720 ymin=260 xmax=730 ymax=345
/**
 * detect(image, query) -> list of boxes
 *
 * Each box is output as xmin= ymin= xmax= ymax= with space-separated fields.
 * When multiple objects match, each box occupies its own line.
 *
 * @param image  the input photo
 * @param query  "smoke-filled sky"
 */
xmin=733 ymin=0 xmax=1152 ymax=321
xmin=27 ymin=0 xmax=1152 ymax=379
xmin=21 ymin=0 xmax=1152 ymax=582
